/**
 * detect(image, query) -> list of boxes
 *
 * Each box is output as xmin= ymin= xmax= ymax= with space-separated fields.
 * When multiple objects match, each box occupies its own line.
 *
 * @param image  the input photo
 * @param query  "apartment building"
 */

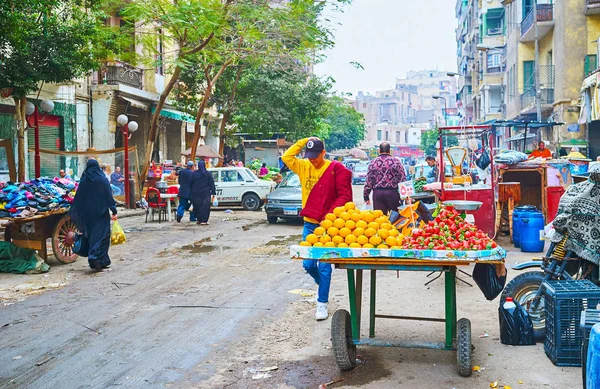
xmin=455 ymin=0 xmax=600 ymax=155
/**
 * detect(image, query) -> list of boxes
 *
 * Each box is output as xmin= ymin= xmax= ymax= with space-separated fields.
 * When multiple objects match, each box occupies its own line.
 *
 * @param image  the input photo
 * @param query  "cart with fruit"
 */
xmin=290 ymin=203 xmax=506 ymax=376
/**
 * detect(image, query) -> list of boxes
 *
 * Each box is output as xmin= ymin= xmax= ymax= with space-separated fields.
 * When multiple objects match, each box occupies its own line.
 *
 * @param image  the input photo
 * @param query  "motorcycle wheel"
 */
xmin=500 ymin=271 xmax=546 ymax=342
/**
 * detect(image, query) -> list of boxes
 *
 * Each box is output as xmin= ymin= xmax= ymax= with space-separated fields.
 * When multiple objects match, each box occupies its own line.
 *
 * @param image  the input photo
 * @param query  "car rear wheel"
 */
xmin=242 ymin=193 xmax=261 ymax=211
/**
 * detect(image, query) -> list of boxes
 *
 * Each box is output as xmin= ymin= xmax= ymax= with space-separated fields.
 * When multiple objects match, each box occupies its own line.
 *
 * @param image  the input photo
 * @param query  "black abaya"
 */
xmin=189 ymin=161 xmax=216 ymax=223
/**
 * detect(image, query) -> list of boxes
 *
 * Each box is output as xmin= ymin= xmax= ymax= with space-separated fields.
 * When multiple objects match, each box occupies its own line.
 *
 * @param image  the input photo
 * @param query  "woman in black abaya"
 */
xmin=69 ymin=159 xmax=118 ymax=270
xmin=190 ymin=161 xmax=216 ymax=225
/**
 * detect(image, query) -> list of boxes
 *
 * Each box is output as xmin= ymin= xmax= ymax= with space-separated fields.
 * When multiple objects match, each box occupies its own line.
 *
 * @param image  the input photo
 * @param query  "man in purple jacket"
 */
xmin=364 ymin=142 xmax=406 ymax=215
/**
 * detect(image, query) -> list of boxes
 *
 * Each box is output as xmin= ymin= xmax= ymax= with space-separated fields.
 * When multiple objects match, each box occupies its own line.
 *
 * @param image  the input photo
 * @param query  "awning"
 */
xmin=505 ymin=133 xmax=537 ymax=142
xmin=151 ymin=105 xmax=195 ymax=123
xmin=121 ymin=96 xmax=149 ymax=111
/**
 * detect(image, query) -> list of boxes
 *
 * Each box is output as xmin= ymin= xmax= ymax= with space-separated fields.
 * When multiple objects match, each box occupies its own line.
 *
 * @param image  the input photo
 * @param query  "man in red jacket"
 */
xmin=282 ymin=137 xmax=352 ymax=320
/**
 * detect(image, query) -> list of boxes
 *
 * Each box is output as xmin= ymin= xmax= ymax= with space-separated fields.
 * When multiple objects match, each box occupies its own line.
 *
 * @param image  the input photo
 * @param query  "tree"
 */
xmin=421 ymin=128 xmax=458 ymax=157
xmin=322 ymin=96 xmax=365 ymax=151
xmin=0 ymin=0 xmax=115 ymax=180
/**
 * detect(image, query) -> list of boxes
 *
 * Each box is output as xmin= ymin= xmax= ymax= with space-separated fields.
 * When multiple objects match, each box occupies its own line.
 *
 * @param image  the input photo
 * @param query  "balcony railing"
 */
xmin=521 ymin=4 xmax=554 ymax=37
xmin=588 ymin=0 xmax=600 ymax=15
xmin=486 ymin=65 xmax=506 ymax=74
xmin=97 ymin=61 xmax=143 ymax=89
xmin=520 ymin=88 xmax=554 ymax=110
xmin=589 ymin=0 xmax=600 ymax=4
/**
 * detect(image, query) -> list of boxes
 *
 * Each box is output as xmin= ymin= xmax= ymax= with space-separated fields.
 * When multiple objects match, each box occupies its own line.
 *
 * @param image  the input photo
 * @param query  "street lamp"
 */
xmin=25 ymin=99 xmax=55 ymax=178
xmin=116 ymin=114 xmax=138 ymax=209
xmin=432 ymin=95 xmax=448 ymax=125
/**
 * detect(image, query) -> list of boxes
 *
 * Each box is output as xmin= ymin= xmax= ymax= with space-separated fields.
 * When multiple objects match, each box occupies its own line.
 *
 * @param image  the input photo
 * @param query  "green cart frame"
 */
xmin=324 ymin=260 xmax=475 ymax=377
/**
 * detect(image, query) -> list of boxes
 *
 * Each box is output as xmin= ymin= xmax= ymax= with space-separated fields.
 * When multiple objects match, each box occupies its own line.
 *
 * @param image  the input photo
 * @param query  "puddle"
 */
xmin=265 ymin=235 xmax=302 ymax=246
xmin=181 ymin=238 xmax=232 ymax=254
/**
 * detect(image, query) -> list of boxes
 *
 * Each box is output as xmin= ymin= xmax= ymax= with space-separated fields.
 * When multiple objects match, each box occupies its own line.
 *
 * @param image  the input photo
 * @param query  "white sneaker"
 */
xmin=316 ymin=302 xmax=329 ymax=321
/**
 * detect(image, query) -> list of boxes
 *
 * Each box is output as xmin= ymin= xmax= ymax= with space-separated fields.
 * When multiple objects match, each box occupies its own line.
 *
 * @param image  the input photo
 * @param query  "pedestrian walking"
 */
xmin=68 ymin=159 xmax=117 ymax=271
xmin=176 ymin=161 xmax=197 ymax=223
xmin=190 ymin=161 xmax=216 ymax=225
xmin=282 ymin=137 xmax=352 ymax=320
xmin=363 ymin=142 xmax=406 ymax=216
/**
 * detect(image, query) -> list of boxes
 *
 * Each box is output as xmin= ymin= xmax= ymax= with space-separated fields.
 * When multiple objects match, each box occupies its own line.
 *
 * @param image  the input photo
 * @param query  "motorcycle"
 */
xmin=501 ymin=234 xmax=599 ymax=341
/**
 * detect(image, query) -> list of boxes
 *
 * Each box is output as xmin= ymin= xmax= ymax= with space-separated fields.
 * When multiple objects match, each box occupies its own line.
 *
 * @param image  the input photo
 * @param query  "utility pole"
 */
xmin=533 ymin=1 xmax=542 ymax=123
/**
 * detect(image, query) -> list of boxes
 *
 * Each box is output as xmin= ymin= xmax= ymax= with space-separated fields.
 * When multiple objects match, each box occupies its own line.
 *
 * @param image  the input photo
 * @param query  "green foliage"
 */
xmin=0 ymin=0 xmax=117 ymax=97
xmin=232 ymin=68 xmax=332 ymax=141
xmin=322 ymin=96 xmax=365 ymax=151
xmin=421 ymin=129 xmax=458 ymax=158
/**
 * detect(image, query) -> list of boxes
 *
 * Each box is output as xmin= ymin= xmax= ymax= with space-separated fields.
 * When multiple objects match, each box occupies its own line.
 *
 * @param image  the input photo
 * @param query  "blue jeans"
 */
xmin=302 ymin=221 xmax=332 ymax=303
xmin=177 ymin=197 xmax=197 ymax=221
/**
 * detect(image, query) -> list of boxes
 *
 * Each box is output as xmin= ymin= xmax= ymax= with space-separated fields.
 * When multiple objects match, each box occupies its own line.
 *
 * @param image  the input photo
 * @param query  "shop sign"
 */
xmin=567 ymin=124 xmax=580 ymax=133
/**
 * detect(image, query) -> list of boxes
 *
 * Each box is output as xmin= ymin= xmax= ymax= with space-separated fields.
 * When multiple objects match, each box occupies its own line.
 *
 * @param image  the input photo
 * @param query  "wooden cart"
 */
xmin=2 ymin=209 xmax=79 ymax=263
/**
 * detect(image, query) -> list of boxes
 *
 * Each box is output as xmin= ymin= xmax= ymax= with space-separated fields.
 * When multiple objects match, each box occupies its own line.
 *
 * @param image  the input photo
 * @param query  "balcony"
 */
xmin=96 ymin=61 xmax=143 ymax=89
xmin=520 ymin=88 xmax=554 ymax=111
xmin=520 ymin=4 xmax=554 ymax=42
xmin=587 ymin=0 xmax=600 ymax=15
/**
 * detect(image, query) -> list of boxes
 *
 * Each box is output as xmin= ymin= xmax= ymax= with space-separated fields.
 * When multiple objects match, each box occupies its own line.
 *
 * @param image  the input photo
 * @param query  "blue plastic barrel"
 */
xmin=512 ymin=205 xmax=538 ymax=248
xmin=587 ymin=323 xmax=600 ymax=389
xmin=520 ymin=210 xmax=545 ymax=252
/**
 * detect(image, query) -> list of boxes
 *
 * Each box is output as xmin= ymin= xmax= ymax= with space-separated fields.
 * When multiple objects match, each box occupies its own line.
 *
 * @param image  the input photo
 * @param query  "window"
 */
xmin=487 ymin=53 xmax=501 ymax=68
xmin=485 ymin=9 xmax=504 ymax=36
xmin=385 ymin=131 xmax=389 ymax=141
xmin=362 ymin=103 xmax=367 ymax=108
xmin=413 ymin=132 xmax=417 ymax=136
xmin=396 ymin=132 xmax=400 ymax=143
xmin=222 ymin=170 xmax=244 ymax=182
xmin=523 ymin=60 xmax=535 ymax=90
xmin=402 ymin=91 xmax=405 ymax=100
xmin=585 ymin=55 xmax=597 ymax=77
xmin=211 ymin=171 xmax=219 ymax=182
xmin=377 ymin=130 xmax=382 ymax=141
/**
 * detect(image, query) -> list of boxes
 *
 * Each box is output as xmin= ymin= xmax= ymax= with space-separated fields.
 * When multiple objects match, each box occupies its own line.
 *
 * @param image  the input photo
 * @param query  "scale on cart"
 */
xmin=443 ymin=200 xmax=483 ymax=224
xmin=445 ymin=146 xmax=473 ymax=185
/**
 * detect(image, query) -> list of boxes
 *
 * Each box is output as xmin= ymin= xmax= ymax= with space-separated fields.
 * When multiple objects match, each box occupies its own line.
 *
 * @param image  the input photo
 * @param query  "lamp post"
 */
xmin=432 ymin=95 xmax=448 ymax=126
xmin=25 ymin=99 xmax=55 ymax=178
xmin=116 ymin=114 xmax=138 ymax=209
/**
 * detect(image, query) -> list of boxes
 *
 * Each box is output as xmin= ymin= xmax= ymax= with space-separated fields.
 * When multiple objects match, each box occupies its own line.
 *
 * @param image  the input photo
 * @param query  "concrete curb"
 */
xmin=116 ymin=209 xmax=146 ymax=219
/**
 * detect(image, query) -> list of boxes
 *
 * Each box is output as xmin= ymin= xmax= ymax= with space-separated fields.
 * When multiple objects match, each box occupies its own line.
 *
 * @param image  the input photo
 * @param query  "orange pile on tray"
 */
xmin=300 ymin=202 xmax=405 ymax=249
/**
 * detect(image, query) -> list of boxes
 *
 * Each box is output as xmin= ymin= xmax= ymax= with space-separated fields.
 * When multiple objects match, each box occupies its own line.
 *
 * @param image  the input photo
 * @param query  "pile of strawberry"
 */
xmin=401 ymin=205 xmax=498 ymax=251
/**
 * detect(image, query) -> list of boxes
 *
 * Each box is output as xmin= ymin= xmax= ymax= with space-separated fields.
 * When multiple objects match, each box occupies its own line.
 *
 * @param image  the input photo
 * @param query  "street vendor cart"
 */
xmin=291 ymin=245 xmax=506 ymax=376
xmin=3 ymin=209 xmax=79 ymax=263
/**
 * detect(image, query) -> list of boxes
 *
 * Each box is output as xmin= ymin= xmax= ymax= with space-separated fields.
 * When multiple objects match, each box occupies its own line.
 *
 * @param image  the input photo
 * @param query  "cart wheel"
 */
xmin=331 ymin=309 xmax=357 ymax=371
xmin=52 ymin=215 xmax=79 ymax=264
xmin=456 ymin=318 xmax=472 ymax=377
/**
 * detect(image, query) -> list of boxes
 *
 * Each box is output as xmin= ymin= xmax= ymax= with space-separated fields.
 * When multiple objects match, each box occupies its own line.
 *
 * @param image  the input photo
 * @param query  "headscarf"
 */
xmin=551 ymin=163 xmax=600 ymax=265
xmin=68 ymin=159 xmax=116 ymax=232
xmin=197 ymin=160 xmax=208 ymax=176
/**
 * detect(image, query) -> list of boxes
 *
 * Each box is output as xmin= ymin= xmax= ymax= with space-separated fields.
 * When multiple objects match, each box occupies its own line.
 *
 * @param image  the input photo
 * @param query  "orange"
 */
xmin=381 ymin=223 xmax=394 ymax=231
xmin=378 ymin=229 xmax=390 ymax=240
xmin=325 ymin=213 xmax=337 ymax=222
xmin=364 ymin=228 xmax=377 ymax=238
xmin=345 ymin=202 xmax=356 ymax=211
xmin=378 ymin=244 xmax=389 ymax=249
xmin=362 ymin=243 xmax=375 ymax=248
xmin=337 ymin=242 xmax=349 ymax=248
xmin=339 ymin=227 xmax=352 ymax=238
xmin=327 ymin=227 xmax=340 ymax=237
xmin=314 ymin=227 xmax=326 ymax=236
xmin=306 ymin=234 xmax=319 ymax=245
xmin=320 ymin=219 xmax=333 ymax=230
xmin=376 ymin=217 xmax=388 ymax=225
xmin=345 ymin=234 xmax=357 ymax=245
xmin=356 ymin=235 xmax=369 ymax=245
xmin=362 ymin=212 xmax=375 ymax=223
xmin=389 ymin=229 xmax=400 ymax=237
xmin=355 ymin=220 xmax=368 ymax=230
xmin=373 ymin=209 xmax=384 ymax=218
xmin=368 ymin=221 xmax=380 ymax=230
xmin=332 ymin=235 xmax=344 ymax=245
xmin=353 ymin=227 xmax=365 ymax=237
xmin=324 ymin=242 xmax=336 ymax=248
xmin=300 ymin=241 xmax=312 ymax=247
xmin=313 ymin=242 xmax=324 ymax=247
xmin=351 ymin=212 xmax=362 ymax=222
xmin=369 ymin=235 xmax=382 ymax=246
xmin=333 ymin=218 xmax=346 ymax=229
xmin=340 ymin=212 xmax=351 ymax=221
xmin=386 ymin=236 xmax=397 ymax=246
xmin=333 ymin=206 xmax=346 ymax=217
xmin=349 ymin=243 xmax=362 ymax=248
xmin=320 ymin=235 xmax=332 ymax=244
xmin=345 ymin=220 xmax=356 ymax=230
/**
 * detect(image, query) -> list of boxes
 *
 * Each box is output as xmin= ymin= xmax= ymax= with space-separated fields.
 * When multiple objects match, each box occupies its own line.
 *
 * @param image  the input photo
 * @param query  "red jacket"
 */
xmin=300 ymin=161 xmax=353 ymax=222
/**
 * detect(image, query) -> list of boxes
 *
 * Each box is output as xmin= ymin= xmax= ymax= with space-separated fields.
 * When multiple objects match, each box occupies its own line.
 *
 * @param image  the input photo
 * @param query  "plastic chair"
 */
xmin=166 ymin=186 xmax=179 ymax=216
xmin=146 ymin=187 xmax=167 ymax=223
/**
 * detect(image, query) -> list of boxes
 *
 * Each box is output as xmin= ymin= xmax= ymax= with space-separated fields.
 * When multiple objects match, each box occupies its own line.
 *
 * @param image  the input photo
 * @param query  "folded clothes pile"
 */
xmin=0 ymin=178 xmax=78 ymax=219
xmin=493 ymin=150 xmax=529 ymax=165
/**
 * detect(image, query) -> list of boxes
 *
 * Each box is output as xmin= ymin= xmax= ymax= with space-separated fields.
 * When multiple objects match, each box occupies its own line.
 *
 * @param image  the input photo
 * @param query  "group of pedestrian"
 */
xmin=176 ymin=161 xmax=216 ymax=225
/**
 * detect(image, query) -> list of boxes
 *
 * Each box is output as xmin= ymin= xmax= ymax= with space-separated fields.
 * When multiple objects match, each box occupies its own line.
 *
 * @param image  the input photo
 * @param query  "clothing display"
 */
xmin=0 ymin=177 xmax=77 ymax=218
xmin=493 ymin=150 xmax=529 ymax=165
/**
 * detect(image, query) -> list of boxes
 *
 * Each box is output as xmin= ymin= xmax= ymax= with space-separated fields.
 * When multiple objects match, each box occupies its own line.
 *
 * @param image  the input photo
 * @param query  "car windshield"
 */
xmin=279 ymin=173 xmax=300 ymax=188
xmin=244 ymin=168 xmax=258 ymax=181
xmin=354 ymin=164 xmax=368 ymax=172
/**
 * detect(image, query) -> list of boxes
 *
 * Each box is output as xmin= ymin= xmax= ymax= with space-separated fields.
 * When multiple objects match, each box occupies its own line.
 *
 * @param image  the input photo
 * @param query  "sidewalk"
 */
xmin=116 ymin=207 xmax=146 ymax=219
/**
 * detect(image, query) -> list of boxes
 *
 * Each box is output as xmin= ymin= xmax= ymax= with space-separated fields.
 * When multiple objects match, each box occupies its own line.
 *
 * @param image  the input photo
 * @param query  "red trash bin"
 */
xmin=547 ymin=186 xmax=565 ymax=223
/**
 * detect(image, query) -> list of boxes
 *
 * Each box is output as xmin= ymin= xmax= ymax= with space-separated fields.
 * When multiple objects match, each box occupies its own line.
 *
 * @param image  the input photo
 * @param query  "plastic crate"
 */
xmin=544 ymin=280 xmax=600 ymax=367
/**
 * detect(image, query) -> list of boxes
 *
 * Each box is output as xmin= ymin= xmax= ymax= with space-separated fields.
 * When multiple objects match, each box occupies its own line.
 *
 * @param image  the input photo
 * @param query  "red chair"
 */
xmin=146 ymin=187 xmax=168 ymax=223
xmin=166 ymin=186 xmax=179 ymax=216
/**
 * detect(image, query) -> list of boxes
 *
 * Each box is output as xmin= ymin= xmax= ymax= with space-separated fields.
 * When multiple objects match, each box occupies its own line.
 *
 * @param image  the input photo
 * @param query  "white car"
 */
xmin=208 ymin=167 xmax=275 ymax=211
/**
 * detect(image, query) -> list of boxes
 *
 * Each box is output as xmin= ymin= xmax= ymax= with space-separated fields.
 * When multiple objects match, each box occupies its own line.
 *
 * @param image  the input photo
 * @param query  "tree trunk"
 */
xmin=216 ymin=110 xmax=230 ymax=167
xmin=140 ymin=65 xmax=182 ymax=186
xmin=14 ymin=97 xmax=27 ymax=182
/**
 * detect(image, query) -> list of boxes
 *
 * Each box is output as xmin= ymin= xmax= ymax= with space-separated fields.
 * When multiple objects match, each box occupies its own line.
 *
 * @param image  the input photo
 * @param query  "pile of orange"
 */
xmin=299 ymin=202 xmax=404 ymax=249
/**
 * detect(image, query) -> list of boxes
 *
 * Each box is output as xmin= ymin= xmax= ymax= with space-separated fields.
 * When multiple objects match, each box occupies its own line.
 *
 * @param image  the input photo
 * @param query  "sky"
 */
xmin=314 ymin=0 xmax=458 ymax=96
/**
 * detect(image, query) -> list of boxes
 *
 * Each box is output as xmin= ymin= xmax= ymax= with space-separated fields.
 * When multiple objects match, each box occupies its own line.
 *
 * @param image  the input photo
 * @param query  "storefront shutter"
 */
xmin=27 ymin=115 xmax=62 ymax=179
